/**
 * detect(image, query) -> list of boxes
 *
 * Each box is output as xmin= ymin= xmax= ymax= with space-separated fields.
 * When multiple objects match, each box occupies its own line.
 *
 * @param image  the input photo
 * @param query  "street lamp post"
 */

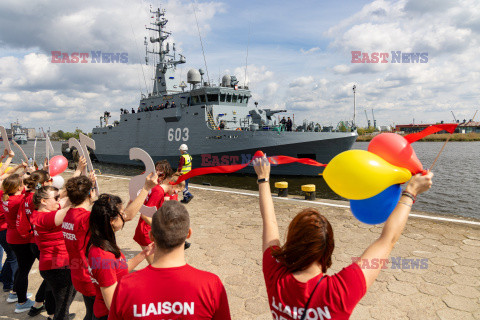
xmin=352 ymin=85 xmax=356 ymax=127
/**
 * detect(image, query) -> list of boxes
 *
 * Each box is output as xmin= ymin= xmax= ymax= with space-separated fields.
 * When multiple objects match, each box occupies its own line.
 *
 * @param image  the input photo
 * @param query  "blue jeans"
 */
xmin=0 ymin=229 xmax=18 ymax=290
xmin=183 ymin=178 xmax=192 ymax=198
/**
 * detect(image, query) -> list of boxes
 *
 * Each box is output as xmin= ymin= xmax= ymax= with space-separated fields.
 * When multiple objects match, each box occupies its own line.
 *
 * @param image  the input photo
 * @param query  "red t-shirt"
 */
xmin=31 ymin=210 xmax=70 ymax=271
xmin=263 ymin=247 xmax=366 ymax=320
xmin=0 ymin=190 xmax=7 ymax=231
xmin=133 ymin=185 xmax=164 ymax=247
xmin=2 ymin=194 xmax=29 ymax=244
xmin=108 ymin=264 xmax=231 ymax=320
xmin=16 ymin=191 xmax=35 ymax=243
xmin=164 ymin=192 xmax=179 ymax=201
xmin=63 ymin=207 xmax=96 ymax=297
xmin=88 ymin=245 xmax=129 ymax=318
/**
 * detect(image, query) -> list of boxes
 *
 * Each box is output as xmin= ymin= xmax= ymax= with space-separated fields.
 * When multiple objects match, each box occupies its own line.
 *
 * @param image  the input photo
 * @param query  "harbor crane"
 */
xmin=451 ymin=111 xmax=457 ymax=123
xmin=364 ymin=110 xmax=371 ymax=127
xmin=371 ymin=109 xmax=377 ymax=128
xmin=471 ymin=110 xmax=478 ymax=122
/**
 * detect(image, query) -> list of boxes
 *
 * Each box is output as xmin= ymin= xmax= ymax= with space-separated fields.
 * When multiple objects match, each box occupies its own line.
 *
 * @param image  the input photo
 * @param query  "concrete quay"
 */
xmin=1 ymin=172 xmax=479 ymax=319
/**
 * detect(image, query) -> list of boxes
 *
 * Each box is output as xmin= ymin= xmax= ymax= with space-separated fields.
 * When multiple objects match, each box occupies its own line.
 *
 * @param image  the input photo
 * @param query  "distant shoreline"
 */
xmin=356 ymin=132 xmax=480 ymax=142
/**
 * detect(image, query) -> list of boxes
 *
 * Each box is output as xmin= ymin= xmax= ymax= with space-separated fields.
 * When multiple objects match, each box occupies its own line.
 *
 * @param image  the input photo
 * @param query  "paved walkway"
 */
xmin=1 ymin=173 xmax=479 ymax=319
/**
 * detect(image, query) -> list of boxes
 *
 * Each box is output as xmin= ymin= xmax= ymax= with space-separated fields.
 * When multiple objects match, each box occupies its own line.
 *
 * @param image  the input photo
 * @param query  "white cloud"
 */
xmin=300 ymin=47 xmax=320 ymax=54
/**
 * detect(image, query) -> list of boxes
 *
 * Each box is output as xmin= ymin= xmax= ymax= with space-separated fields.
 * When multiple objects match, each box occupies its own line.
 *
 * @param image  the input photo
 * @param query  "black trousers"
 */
xmin=10 ymin=243 xmax=36 ymax=303
xmin=83 ymin=294 xmax=95 ymax=320
xmin=40 ymin=267 xmax=76 ymax=320
xmin=31 ymin=242 xmax=55 ymax=311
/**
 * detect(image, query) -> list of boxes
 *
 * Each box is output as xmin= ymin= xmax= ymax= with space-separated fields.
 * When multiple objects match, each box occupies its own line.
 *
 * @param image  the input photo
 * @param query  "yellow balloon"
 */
xmin=324 ymin=150 xmax=411 ymax=200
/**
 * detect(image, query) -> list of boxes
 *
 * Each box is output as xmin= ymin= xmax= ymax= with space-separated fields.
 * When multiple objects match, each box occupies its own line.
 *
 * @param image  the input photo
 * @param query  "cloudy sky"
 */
xmin=1 ymin=0 xmax=479 ymax=133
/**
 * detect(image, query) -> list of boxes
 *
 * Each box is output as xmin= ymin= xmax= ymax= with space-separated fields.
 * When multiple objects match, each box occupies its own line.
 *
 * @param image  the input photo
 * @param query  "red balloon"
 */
xmin=49 ymin=155 xmax=68 ymax=177
xmin=253 ymin=150 xmax=264 ymax=158
xmin=368 ymin=133 xmax=423 ymax=174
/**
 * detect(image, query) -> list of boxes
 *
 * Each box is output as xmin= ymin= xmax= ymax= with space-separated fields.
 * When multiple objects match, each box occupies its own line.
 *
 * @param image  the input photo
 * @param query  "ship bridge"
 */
xmin=189 ymin=87 xmax=251 ymax=106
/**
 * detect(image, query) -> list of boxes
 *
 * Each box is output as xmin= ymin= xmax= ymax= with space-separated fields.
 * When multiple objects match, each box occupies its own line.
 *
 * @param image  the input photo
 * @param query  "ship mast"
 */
xmin=146 ymin=7 xmax=186 ymax=96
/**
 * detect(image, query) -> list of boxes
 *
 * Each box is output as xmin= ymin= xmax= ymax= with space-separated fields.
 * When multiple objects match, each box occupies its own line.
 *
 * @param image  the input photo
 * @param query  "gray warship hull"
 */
xmin=92 ymin=105 xmax=357 ymax=176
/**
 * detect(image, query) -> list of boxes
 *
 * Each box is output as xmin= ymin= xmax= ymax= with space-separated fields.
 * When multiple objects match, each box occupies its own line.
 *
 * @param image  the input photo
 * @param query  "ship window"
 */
xmin=220 ymin=93 xmax=226 ymax=102
xmin=238 ymin=95 xmax=243 ymax=103
xmin=226 ymin=94 xmax=232 ymax=102
xmin=192 ymin=96 xmax=199 ymax=105
xmin=244 ymin=97 xmax=249 ymax=104
xmin=232 ymin=94 xmax=237 ymax=103
xmin=200 ymin=95 xmax=206 ymax=103
xmin=207 ymin=94 xmax=218 ymax=102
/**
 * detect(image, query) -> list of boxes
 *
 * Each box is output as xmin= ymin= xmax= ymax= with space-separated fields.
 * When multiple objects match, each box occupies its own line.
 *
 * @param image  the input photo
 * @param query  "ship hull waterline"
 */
xmin=93 ymin=135 xmax=357 ymax=176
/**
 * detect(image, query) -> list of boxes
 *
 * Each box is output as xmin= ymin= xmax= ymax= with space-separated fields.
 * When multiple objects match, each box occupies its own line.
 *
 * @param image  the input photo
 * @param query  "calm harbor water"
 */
xmin=13 ymin=140 xmax=480 ymax=220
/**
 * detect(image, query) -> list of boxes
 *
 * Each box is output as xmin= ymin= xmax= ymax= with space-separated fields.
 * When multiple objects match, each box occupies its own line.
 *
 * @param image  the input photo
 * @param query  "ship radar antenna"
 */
xmin=144 ymin=7 xmax=186 ymax=96
xmin=191 ymin=0 xmax=210 ymax=86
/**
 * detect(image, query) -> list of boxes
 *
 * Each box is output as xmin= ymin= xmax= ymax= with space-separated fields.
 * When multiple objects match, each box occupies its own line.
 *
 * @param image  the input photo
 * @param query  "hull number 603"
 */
xmin=168 ymin=128 xmax=189 ymax=142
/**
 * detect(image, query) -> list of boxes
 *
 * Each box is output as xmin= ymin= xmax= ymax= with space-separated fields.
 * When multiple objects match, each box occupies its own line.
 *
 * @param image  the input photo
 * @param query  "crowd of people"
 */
xmin=120 ymin=102 xmax=177 ymax=114
xmin=0 ymin=146 xmax=434 ymax=319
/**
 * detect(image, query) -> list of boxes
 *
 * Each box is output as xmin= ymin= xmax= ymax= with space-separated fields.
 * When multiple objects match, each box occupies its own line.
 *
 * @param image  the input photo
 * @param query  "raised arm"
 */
xmin=55 ymin=199 xmax=72 ymax=226
xmin=72 ymin=156 xmax=87 ymax=178
xmin=126 ymin=242 xmax=154 ymax=272
xmin=124 ymin=172 xmax=158 ymax=221
xmin=357 ymin=171 xmax=433 ymax=290
xmin=253 ymin=156 xmax=280 ymax=253
xmin=10 ymin=161 xmax=27 ymax=175
xmin=0 ymin=149 xmax=15 ymax=176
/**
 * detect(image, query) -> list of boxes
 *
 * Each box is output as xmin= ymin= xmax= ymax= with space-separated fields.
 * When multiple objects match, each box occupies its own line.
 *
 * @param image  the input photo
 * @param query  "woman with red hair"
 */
xmin=253 ymin=156 xmax=433 ymax=320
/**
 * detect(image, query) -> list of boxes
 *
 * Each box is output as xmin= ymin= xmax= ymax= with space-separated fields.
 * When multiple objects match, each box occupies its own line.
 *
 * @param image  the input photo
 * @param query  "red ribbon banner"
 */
xmin=172 ymin=151 xmax=327 ymax=185
xmin=404 ymin=124 xmax=458 ymax=144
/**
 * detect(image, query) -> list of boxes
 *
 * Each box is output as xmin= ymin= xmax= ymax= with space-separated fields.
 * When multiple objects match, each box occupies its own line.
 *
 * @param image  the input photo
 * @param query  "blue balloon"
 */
xmin=350 ymin=184 xmax=402 ymax=224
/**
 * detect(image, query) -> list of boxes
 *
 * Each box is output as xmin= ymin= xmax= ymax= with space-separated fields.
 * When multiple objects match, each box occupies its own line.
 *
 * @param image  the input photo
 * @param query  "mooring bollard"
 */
xmin=301 ymin=184 xmax=316 ymax=200
xmin=275 ymin=181 xmax=288 ymax=197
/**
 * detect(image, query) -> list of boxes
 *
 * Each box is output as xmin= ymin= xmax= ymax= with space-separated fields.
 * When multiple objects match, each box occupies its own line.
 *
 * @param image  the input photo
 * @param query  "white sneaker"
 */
xmin=15 ymin=298 xmax=35 ymax=313
xmin=6 ymin=292 xmax=33 ymax=303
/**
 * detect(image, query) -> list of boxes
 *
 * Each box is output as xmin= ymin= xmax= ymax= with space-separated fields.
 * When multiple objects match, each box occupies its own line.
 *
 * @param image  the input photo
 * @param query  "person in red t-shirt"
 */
xmin=0 ymin=189 xmax=18 ymax=295
xmin=64 ymin=173 xmax=97 ymax=320
xmin=31 ymin=185 xmax=77 ymax=319
xmin=163 ymin=172 xmax=185 ymax=202
xmin=252 ymin=156 xmax=434 ymax=320
xmin=18 ymin=170 xmax=56 ymax=316
xmin=0 ymin=149 xmax=19 ymax=295
xmin=133 ymin=160 xmax=174 ymax=264
xmin=109 ymin=201 xmax=231 ymax=320
xmin=88 ymin=193 xmax=155 ymax=320
xmin=133 ymin=172 xmax=186 ymax=257
xmin=1 ymin=173 xmax=41 ymax=313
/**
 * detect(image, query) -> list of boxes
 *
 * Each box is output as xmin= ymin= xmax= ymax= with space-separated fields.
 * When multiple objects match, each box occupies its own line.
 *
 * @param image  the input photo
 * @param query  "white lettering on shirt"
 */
xmin=63 ymin=232 xmax=77 ymax=241
xmin=133 ymin=302 xmax=195 ymax=317
xmin=62 ymin=222 xmax=74 ymax=230
xmin=271 ymin=296 xmax=331 ymax=320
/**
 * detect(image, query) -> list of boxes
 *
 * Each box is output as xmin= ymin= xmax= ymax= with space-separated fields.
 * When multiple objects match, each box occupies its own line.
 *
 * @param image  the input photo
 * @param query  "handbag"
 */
xmin=299 ymin=275 xmax=325 ymax=320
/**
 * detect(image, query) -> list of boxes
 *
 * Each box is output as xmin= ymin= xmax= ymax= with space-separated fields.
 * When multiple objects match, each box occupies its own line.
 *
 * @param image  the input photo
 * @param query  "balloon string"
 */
xmin=429 ymin=136 xmax=450 ymax=171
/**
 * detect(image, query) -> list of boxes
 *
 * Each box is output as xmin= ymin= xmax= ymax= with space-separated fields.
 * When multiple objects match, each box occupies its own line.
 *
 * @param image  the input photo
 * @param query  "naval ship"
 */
xmin=91 ymin=8 xmax=357 ymax=176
